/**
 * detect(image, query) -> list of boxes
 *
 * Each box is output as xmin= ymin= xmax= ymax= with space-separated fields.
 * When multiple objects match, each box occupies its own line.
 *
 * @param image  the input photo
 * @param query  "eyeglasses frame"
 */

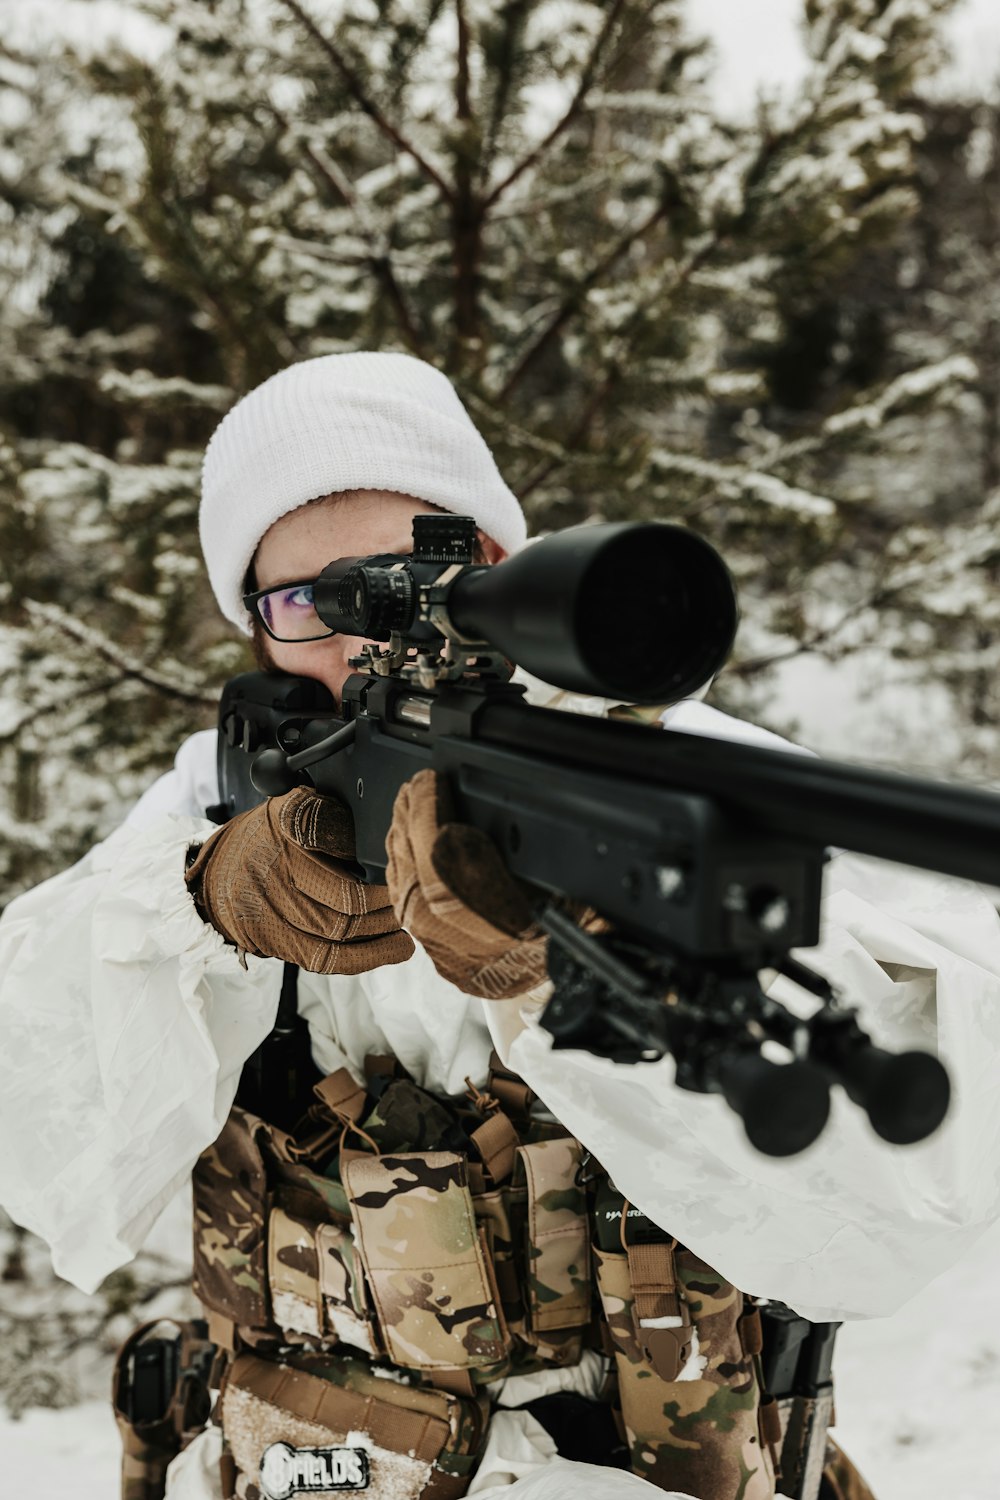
xmin=242 ymin=576 xmax=337 ymax=643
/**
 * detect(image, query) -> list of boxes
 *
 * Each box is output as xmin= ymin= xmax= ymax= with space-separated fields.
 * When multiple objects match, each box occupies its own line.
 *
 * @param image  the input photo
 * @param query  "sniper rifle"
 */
xmin=213 ymin=514 xmax=1000 ymax=1158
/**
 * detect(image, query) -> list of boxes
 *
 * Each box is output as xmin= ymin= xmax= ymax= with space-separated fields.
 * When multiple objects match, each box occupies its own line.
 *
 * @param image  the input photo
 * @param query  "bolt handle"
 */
xmin=250 ymin=747 xmax=300 ymax=797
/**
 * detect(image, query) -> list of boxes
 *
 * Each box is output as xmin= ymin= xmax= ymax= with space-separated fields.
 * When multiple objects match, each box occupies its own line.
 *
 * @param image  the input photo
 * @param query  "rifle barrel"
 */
xmin=478 ymin=701 xmax=1000 ymax=889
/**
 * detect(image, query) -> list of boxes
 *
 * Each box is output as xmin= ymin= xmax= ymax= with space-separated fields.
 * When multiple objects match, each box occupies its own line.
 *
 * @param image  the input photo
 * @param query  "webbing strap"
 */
xmin=486 ymin=1050 xmax=536 ymax=1122
xmin=313 ymin=1067 xmax=367 ymax=1122
xmin=759 ymin=1393 xmax=783 ymax=1452
xmin=218 ymin=1448 xmax=237 ymax=1500
xmin=364 ymin=1052 xmax=408 ymax=1083
xmin=738 ymin=1303 xmax=764 ymax=1357
xmin=625 ymin=1240 xmax=692 ymax=1382
xmin=427 ymin=1367 xmax=477 ymax=1399
xmin=205 ymin=1310 xmax=236 ymax=1356
xmin=469 ymin=1110 xmax=519 ymax=1184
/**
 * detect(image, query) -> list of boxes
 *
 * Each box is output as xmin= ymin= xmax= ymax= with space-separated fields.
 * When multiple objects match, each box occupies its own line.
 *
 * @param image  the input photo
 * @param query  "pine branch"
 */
xmin=463 ymin=391 xmax=589 ymax=464
xmin=516 ymin=372 xmax=617 ymax=503
xmin=391 ymin=0 xmax=451 ymax=93
xmin=729 ymin=584 xmax=901 ymax=678
xmin=125 ymin=74 xmax=300 ymax=377
xmin=496 ymin=194 xmax=671 ymax=402
xmin=760 ymin=357 xmax=979 ymax=473
xmin=450 ymin=0 xmax=482 ymax=365
xmin=51 ymin=159 xmax=300 ymax=380
xmin=269 ymin=105 xmax=426 ymax=356
xmin=276 ymin=0 xmax=454 ymax=203
xmin=97 ymin=369 xmax=233 ymax=411
xmin=482 ymin=0 xmax=629 ymax=211
xmin=0 ymin=677 xmax=122 ymax=746
xmin=455 ymin=0 xmax=472 ymax=125
xmin=501 ymin=102 xmax=814 ymax=492
xmin=141 ymin=189 xmax=300 ymax=380
xmin=509 ymin=217 xmax=730 ymax=491
xmin=651 ymin=449 xmax=836 ymax=523
xmin=23 ymin=603 xmax=218 ymax=709
xmin=479 ymin=0 xmax=531 ymax=181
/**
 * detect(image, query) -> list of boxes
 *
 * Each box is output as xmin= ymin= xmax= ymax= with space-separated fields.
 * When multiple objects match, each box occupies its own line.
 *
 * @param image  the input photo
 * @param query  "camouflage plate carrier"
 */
xmin=115 ymin=1051 xmax=876 ymax=1500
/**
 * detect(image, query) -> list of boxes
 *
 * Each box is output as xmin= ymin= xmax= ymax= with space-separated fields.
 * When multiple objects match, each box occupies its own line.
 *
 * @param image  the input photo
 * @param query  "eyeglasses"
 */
xmin=243 ymin=578 xmax=335 ymax=642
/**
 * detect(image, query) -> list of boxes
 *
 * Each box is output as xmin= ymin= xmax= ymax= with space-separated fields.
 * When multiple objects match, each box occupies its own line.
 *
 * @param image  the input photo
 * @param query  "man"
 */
xmin=1 ymin=353 xmax=999 ymax=1500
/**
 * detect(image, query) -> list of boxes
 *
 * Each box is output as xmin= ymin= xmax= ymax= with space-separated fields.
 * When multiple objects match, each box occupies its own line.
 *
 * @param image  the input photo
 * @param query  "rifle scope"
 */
xmin=312 ymin=517 xmax=739 ymax=705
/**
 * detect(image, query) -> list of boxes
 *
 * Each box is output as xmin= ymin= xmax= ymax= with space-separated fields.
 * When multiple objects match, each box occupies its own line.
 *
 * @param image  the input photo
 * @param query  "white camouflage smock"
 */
xmin=1 ymin=694 xmax=999 ymax=1497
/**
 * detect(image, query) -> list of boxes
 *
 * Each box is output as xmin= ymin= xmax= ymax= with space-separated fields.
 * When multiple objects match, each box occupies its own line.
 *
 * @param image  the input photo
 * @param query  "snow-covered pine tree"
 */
xmin=0 ymin=0 xmax=971 ymax=900
xmin=0 ymin=38 xmax=246 ymax=902
xmin=721 ymin=90 xmax=1000 ymax=774
xmin=858 ymin=99 xmax=1000 ymax=775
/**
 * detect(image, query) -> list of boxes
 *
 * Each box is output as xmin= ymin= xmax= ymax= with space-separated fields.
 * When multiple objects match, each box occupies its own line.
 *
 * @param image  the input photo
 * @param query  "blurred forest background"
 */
xmin=3 ymin=0 xmax=1000 ymax=909
xmin=1 ymin=0 xmax=999 ymax=1467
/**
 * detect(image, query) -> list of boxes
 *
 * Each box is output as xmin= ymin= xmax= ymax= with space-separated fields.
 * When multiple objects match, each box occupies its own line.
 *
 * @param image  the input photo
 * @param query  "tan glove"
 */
xmin=385 ymin=768 xmax=549 ymax=1000
xmin=185 ymin=786 xmax=414 ymax=975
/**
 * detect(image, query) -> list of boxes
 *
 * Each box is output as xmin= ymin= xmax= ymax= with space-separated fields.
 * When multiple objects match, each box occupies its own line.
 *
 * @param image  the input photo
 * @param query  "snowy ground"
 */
xmin=833 ymin=1214 xmax=1000 ymax=1498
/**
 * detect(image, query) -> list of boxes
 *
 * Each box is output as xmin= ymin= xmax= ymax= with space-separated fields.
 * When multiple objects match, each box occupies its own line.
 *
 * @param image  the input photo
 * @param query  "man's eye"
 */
xmin=285 ymin=585 xmax=315 ymax=610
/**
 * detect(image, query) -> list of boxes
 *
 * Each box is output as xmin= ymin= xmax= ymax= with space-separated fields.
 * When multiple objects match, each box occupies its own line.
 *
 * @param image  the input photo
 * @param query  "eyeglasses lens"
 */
xmin=259 ymin=583 xmax=329 ymax=641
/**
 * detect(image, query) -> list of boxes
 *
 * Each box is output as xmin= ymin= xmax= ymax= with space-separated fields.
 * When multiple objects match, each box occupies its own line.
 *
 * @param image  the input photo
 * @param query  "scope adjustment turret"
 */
xmin=412 ymin=513 xmax=478 ymax=564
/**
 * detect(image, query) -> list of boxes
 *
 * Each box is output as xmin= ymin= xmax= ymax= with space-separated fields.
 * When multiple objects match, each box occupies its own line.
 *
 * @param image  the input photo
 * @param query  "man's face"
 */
xmin=252 ymin=489 xmax=505 ymax=705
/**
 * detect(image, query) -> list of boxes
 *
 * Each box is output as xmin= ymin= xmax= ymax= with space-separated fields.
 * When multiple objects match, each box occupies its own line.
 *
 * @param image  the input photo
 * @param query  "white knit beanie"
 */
xmin=200 ymin=351 xmax=528 ymax=634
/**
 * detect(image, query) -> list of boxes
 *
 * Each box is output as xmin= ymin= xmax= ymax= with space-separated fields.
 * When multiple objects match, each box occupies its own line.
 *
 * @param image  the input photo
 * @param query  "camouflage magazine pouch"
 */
xmin=193 ymin=1080 xmax=597 ymax=1389
xmin=471 ymin=1186 xmax=524 ymax=1336
xmin=112 ymin=1320 xmax=214 ymax=1500
xmin=193 ymin=1110 xmax=273 ymax=1334
xmin=220 ymin=1349 xmax=488 ymax=1500
xmin=268 ymin=1201 xmax=382 ymax=1357
xmin=194 ymin=1101 xmax=358 ymax=1341
xmin=511 ymin=1138 xmax=591 ymax=1366
xmin=345 ymin=1151 xmax=511 ymax=1374
xmin=595 ymin=1244 xmax=776 ymax=1500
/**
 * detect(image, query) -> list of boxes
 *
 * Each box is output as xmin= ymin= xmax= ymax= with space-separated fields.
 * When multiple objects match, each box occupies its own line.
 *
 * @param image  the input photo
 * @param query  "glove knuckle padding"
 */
xmin=311 ymin=927 xmax=414 ymax=977
xmin=431 ymin=823 xmax=535 ymax=937
xmin=286 ymin=847 xmax=389 ymax=919
xmin=186 ymin=788 xmax=413 ymax=974
xmin=278 ymin=787 xmax=356 ymax=859
xmin=384 ymin=783 xmax=422 ymax=925
xmin=385 ymin=767 xmax=547 ymax=1001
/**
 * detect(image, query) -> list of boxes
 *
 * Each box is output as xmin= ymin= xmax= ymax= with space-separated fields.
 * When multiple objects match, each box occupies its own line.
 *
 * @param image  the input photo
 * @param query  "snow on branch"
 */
xmin=482 ymin=0 xmax=628 ymax=210
xmin=765 ymin=356 xmax=980 ymax=471
xmin=822 ymin=355 xmax=978 ymax=436
xmin=97 ymin=368 xmax=233 ymax=410
xmin=22 ymin=602 xmax=217 ymax=708
xmin=276 ymin=0 xmax=454 ymax=202
xmin=0 ymin=675 xmax=121 ymax=746
xmin=649 ymin=450 xmax=837 ymax=521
